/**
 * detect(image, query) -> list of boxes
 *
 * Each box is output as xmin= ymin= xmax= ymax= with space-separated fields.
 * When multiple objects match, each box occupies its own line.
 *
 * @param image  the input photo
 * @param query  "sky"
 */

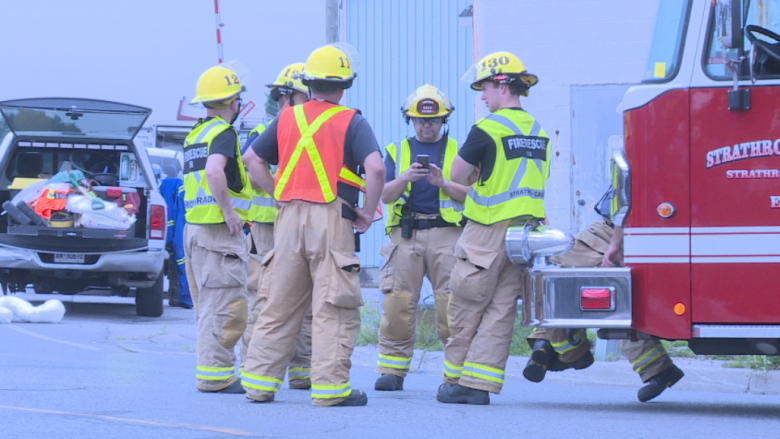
xmin=1 ymin=0 xmax=326 ymax=124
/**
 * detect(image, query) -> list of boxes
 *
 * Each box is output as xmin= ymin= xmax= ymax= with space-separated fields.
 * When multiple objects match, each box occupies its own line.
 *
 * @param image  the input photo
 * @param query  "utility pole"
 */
xmin=214 ymin=0 xmax=225 ymax=63
xmin=326 ymin=0 xmax=339 ymax=43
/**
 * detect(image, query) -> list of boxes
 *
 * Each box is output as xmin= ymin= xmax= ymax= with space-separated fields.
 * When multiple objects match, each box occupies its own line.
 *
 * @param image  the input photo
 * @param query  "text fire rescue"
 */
xmin=706 ymin=139 xmax=780 ymax=168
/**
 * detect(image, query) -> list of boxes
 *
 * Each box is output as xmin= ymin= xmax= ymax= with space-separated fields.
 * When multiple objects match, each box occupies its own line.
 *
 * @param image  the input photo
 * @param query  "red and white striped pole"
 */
xmin=214 ymin=0 xmax=224 ymax=64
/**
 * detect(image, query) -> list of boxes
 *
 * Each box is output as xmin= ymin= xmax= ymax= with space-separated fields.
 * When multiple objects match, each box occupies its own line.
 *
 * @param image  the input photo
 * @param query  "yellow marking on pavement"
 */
xmin=2 ymin=325 xmax=100 ymax=351
xmin=0 ymin=405 xmax=252 ymax=436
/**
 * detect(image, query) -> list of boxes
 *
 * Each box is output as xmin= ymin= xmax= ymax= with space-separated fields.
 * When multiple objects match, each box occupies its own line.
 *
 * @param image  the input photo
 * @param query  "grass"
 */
xmin=147 ymin=323 xmax=170 ymax=340
xmin=357 ymin=306 xmax=381 ymax=346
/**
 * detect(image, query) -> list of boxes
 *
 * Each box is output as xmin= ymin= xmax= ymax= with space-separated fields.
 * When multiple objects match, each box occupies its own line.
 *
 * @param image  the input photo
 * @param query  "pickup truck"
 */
xmin=0 ymin=98 xmax=168 ymax=317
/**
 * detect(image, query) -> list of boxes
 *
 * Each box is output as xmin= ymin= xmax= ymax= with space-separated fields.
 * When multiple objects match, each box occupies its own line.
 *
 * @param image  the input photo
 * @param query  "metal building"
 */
xmin=339 ymin=0 xmax=475 ymax=270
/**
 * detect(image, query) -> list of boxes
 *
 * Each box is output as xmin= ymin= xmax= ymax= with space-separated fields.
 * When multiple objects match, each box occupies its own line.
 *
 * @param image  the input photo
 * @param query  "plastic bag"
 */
xmin=80 ymin=212 xmax=136 ymax=230
xmin=66 ymin=195 xmax=130 ymax=221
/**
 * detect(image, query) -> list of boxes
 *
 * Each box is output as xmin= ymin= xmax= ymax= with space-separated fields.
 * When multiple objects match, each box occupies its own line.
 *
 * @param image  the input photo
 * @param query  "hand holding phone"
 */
xmin=416 ymin=154 xmax=430 ymax=169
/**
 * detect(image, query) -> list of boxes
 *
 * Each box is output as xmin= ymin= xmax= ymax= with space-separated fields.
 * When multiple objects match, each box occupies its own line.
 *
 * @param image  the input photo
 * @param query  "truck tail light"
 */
xmin=150 ymin=205 xmax=166 ymax=240
xmin=581 ymin=287 xmax=615 ymax=311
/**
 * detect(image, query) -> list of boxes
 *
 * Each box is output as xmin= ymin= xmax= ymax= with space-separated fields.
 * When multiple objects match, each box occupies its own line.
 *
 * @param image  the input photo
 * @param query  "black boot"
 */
xmin=199 ymin=380 xmax=246 ymax=394
xmin=638 ymin=364 xmax=684 ymax=402
xmin=332 ymin=389 xmax=368 ymax=406
xmin=375 ymin=374 xmax=404 ymax=391
xmin=548 ymin=351 xmax=595 ymax=372
xmin=523 ymin=339 xmax=554 ymax=383
xmin=436 ymin=383 xmax=490 ymax=405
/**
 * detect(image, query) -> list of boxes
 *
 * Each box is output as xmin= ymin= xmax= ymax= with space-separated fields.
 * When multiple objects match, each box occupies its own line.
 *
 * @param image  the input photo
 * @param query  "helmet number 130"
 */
xmin=481 ymin=56 xmax=510 ymax=70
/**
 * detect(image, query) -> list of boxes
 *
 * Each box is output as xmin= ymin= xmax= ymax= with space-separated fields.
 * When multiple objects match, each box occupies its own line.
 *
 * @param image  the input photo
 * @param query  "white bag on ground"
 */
xmin=0 ymin=296 xmax=66 ymax=323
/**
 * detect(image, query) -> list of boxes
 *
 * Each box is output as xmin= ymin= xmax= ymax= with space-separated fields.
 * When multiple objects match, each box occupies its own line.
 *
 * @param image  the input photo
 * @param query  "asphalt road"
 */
xmin=2 ymin=296 xmax=780 ymax=439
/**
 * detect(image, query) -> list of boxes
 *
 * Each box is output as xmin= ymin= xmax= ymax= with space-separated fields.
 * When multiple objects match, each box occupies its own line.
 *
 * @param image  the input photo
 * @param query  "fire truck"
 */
xmin=511 ymin=0 xmax=780 ymax=356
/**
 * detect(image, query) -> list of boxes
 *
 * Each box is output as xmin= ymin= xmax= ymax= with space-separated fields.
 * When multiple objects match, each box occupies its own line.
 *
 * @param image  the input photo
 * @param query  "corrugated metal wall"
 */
xmin=343 ymin=0 xmax=474 ymax=268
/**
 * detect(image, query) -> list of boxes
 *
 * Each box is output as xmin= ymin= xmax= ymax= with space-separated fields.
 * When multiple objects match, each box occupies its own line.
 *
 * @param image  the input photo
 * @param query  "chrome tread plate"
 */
xmin=693 ymin=324 xmax=780 ymax=338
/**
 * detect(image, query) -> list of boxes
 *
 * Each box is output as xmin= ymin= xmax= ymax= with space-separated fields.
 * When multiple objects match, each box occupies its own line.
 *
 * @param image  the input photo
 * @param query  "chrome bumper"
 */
xmin=0 ymin=245 xmax=165 ymax=276
xmin=521 ymin=265 xmax=632 ymax=329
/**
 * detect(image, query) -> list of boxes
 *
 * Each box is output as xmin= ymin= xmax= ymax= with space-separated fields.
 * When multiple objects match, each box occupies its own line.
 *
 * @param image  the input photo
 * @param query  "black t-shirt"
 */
xmin=207 ymin=121 xmax=242 ymax=194
xmin=384 ymin=136 xmax=445 ymax=214
xmin=250 ymin=104 xmax=381 ymax=205
xmin=458 ymin=107 xmax=527 ymax=182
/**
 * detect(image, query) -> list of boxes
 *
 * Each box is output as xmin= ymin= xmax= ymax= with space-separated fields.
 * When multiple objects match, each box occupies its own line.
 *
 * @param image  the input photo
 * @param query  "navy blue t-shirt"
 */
xmin=384 ymin=136 xmax=445 ymax=214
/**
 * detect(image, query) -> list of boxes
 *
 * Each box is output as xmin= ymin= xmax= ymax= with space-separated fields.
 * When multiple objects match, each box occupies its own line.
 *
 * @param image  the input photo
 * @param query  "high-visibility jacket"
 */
xmin=385 ymin=136 xmax=464 ymax=234
xmin=183 ymin=117 xmax=253 ymax=224
xmin=246 ymin=122 xmax=278 ymax=224
xmin=274 ymin=100 xmax=365 ymax=203
xmin=464 ymin=108 xmax=550 ymax=225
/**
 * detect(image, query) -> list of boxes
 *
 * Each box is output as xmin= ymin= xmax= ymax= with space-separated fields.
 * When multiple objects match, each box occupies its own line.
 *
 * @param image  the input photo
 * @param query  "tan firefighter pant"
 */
xmin=443 ymin=220 xmax=528 ymax=394
xmin=528 ymin=221 xmax=672 ymax=381
xmin=377 ymin=218 xmax=462 ymax=377
xmin=241 ymin=222 xmax=313 ymax=388
xmin=242 ymin=199 xmax=362 ymax=406
xmin=184 ymin=223 xmax=249 ymax=392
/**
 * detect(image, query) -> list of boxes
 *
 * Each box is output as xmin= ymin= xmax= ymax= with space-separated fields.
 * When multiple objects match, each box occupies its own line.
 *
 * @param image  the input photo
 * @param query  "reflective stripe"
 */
xmin=439 ymin=199 xmax=464 ymax=212
xmin=275 ymin=105 xmax=349 ymax=202
xmin=468 ymin=158 xmax=545 ymax=206
xmin=311 ymin=382 xmax=352 ymax=399
xmin=288 ymin=367 xmax=311 ymax=381
xmin=166 ymin=220 xmax=175 ymax=226
xmin=194 ymin=119 xmax=227 ymax=144
xmin=550 ymin=330 xmax=586 ymax=355
xmin=176 ymin=257 xmax=186 ymax=265
xmin=631 ymin=345 xmax=665 ymax=373
xmin=378 ymin=354 xmax=413 ymax=370
xmin=186 ymin=194 xmax=253 ymax=210
xmin=338 ymin=166 xmax=366 ymax=191
xmin=487 ymin=113 xmax=542 ymax=137
xmin=196 ymin=365 xmax=235 ymax=381
xmin=241 ymin=372 xmax=283 ymax=392
xmin=252 ymin=195 xmax=275 ymax=207
xmin=444 ymin=360 xmax=463 ymax=378
xmin=462 ymin=362 xmax=505 ymax=384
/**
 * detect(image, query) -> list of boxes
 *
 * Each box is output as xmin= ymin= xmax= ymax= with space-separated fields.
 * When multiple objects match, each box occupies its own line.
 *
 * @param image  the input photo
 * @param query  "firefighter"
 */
xmin=523 ymin=188 xmax=685 ymax=402
xmin=241 ymin=43 xmax=385 ymax=406
xmin=239 ymin=63 xmax=313 ymax=390
xmin=437 ymin=51 xmax=549 ymax=405
xmin=374 ymin=85 xmax=468 ymax=391
xmin=183 ymin=64 xmax=252 ymax=394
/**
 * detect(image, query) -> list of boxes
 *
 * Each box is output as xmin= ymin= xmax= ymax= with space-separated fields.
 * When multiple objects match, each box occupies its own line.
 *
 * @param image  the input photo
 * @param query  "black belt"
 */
xmin=401 ymin=216 xmax=456 ymax=230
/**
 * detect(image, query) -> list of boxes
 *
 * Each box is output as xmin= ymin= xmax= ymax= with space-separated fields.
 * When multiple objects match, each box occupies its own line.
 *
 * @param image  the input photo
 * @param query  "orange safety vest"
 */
xmin=274 ymin=100 xmax=365 ymax=203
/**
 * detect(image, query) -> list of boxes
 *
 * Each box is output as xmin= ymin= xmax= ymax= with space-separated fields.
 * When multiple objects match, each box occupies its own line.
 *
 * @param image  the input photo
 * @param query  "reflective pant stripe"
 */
xmin=241 ymin=373 xmax=283 ymax=392
xmin=378 ymin=354 xmax=413 ymax=370
xmin=196 ymin=365 xmax=235 ymax=381
xmin=311 ymin=382 xmax=351 ymax=399
xmin=444 ymin=360 xmax=463 ymax=378
xmin=167 ymin=220 xmax=175 ymax=226
xmin=288 ymin=367 xmax=312 ymax=381
xmin=632 ymin=345 xmax=664 ymax=373
xmin=551 ymin=330 xmax=585 ymax=355
xmin=463 ymin=362 xmax=505 ymax=384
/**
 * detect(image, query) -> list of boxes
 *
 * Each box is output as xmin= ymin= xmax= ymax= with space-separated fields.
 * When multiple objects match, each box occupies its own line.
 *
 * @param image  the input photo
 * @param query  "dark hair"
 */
xmin=308 ymin=78 xmax=353 ymax=91
xmin=507 ymin=77 xmax=530 ymax=96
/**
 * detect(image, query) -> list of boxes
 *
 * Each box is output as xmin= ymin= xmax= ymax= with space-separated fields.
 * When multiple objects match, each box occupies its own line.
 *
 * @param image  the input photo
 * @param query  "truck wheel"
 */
xmin=135 ymin=272 xmax=164 ymax=317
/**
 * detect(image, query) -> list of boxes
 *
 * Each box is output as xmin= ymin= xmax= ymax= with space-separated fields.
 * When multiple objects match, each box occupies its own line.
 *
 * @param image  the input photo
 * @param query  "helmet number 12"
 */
xmin=224 ymin=74 xmax=241 ymax=86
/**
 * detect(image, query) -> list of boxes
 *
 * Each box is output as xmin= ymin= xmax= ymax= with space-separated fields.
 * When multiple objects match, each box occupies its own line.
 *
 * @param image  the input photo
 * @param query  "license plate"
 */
xmin=54 ymin=253 xmax=85 ymax=264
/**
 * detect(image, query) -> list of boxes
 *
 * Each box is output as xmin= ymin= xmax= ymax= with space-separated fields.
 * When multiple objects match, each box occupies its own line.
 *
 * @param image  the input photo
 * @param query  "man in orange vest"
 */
xmin=241 ymin=43 xmax=384 ymax=407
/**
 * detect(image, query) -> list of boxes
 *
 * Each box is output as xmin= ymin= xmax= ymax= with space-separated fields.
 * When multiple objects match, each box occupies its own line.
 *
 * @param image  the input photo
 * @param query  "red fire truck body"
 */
xmin=524 ymin=0 xmax=780 ymax=355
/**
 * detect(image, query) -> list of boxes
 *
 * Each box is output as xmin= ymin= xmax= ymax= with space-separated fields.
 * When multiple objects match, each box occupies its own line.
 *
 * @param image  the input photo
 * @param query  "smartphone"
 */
xmin=416 ymin=154 xmax=430 ymax=169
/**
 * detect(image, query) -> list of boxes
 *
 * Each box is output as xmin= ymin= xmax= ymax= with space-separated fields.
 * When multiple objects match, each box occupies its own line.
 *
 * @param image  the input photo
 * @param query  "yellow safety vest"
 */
xmin=385 ymin=136 xmax=464 ymax=234
xmin=183 ymin=117 xmax=253 ymax=224
xmin=246 ymin=122 xmax=278 ymax=224
xmin=464 ymin=108 xmax=550 ymax=225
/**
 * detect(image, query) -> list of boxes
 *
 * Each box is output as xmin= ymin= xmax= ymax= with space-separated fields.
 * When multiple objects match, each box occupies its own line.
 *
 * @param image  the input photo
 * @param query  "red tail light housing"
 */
xmin=580 ymin=287 xmax=615 ymax=311
xmin=150 ymin=205 xmax=166 ymax=240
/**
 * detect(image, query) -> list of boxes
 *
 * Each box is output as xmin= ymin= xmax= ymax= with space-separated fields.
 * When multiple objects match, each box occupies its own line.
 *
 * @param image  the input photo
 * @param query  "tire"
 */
xmin=135 ymin=271 xmax=164 ymax=317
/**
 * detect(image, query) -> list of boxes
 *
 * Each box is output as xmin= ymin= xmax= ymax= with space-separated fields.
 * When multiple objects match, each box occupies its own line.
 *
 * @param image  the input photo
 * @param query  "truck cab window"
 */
xmin=704 ymin=0 xmax=780 ymax=79
xmin=642 ymin=0 xmax=692 ymax=82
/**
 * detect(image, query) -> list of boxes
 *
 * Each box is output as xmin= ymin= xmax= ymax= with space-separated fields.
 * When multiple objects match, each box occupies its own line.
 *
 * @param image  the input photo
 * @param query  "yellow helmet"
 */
xmin=461 ymin=51 xmax=538 ymax=96
xmin=190 ymin=65 xmax=246 ymax=105
xmin=266 ymin=62 xmax=308 ymax=95
xmin=401 ymin=84 xmax=454 ymax=120
xmin=301 ymin=43 xmax=359 ymax=90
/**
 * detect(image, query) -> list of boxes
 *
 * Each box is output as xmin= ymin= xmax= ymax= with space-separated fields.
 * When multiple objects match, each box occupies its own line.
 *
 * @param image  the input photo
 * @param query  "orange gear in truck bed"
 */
xmin=31 ymin=187 xmax=72 ymax=219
